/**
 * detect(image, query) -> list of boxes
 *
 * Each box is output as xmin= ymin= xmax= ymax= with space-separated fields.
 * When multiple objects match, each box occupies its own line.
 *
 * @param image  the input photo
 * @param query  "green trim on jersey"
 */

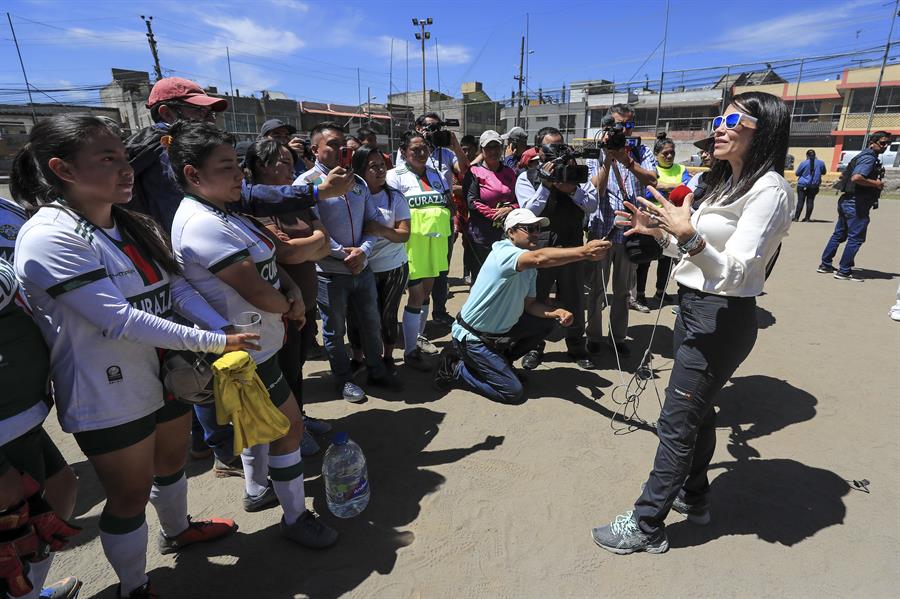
xmin=209 ymin=248 xmax=251 ymax=273
xmin=46 ymin=268 xmax=107 ymax=298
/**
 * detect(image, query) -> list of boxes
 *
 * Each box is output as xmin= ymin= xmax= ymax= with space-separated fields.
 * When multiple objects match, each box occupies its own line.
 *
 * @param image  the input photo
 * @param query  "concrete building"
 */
xmin=499 ymin=101 xmax=587 ymax=145
xmin=388 ymin=82 xmax=501 ymax=138
xmin=99 ymin=69 xmax=153 ymax=135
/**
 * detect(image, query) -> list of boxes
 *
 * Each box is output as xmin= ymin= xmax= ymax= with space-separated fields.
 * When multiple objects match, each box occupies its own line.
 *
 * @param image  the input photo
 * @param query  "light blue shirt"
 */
xmin=451 ymin=239 xmax=536 ymax=342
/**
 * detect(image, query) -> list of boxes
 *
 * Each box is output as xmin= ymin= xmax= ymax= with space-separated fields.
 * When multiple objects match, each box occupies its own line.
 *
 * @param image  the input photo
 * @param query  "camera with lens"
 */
xmin=538 ymin=143 xmax=601 ymax=184
xmin=600 ymin=122 xmax=641 ymax=150
xmin=423 ymin=118 xmax=460 ymax=148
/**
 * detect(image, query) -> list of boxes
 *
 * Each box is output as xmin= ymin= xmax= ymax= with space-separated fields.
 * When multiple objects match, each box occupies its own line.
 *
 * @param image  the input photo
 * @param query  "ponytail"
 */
xmin=653 ymin=131 xmax=674 ymax=156
xmin=111 ymin=205 xmax=181 ymax=275
xmin=9 ymin=143 xmax=53 ymax=215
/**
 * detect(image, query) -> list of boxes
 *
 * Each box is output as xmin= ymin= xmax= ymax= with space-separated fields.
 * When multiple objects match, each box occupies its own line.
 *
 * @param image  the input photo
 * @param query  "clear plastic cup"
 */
xmin=233 ymin=311 xmax=262 ymax=337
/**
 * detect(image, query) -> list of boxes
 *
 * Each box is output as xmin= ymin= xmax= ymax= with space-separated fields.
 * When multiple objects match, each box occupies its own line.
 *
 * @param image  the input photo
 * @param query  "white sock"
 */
xmin=99 ymin=515 xmax=148 ymax=597
xmin=402 ymin=307 xmax=421 ymax=355
xmin=149 ymin=471 xmax=189 ymax=538
xmin=241 ymin=444 xmax=270 ymax=497
xmin=269 ymin=447 xmax=306 ymax=526
xmin=21 ymin=554 xmax=53 ymax=599
xmin=419 ymin=302 xmax=430 ymax=336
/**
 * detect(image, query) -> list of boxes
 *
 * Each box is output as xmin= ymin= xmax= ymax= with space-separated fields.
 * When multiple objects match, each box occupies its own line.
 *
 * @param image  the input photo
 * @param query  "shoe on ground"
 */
xmin=280 ymin=511 xmax=338 ymax=549
xmin=566 ymin=348 xmax=596 ymax=369
xmin=190 ymin=432 xmax=213 ymax=460
xmin=629 ymin=297 xmax=651 ymax=313
xmin=609 ymin=340 xmax=631 ymax=358
xmin=300 ymin=429 xmax=320 ymax=457
xmin=833 ymin=271 xmax=864 ymax=282
xmin=672 ymin=495 xmax=711 ymax=525
xmin=303 ymin=415 xmax=332 ymax=435
xmin=590 ymin=510 xmax=669 ymax=555
xmin=891 ymin=307 xmax=900 ymax=322
xmin=243 ymin=482 xmax=280 ymax=513
xmin=158 ymin=516 xmax=237 ymax=555
xmin=368 ymin=372 xmax=404 ymax=391
xmin=816 ymin=264 xmax=834 ymax=274
xmin=586 ymin=340 xmax=604 ymax=354
xmin=653 ymin=291 xmax=676 ymax=308
xmin=404 ymin=348 xmax=434 ymax=372
xmin=341 ymin=381 xmax=367 ymax=403
xmin=383 ymin=355 xmax=398 ymax=376
xmin=432 ymin=312 xmax=455 ymax=327
xmin=416 ymin=334 xmax=439 ymax=355
xmin=521 ymin=349 xmax=542 ymax=370
xmin=214 ymin=455 xmax=244 ymax=478
xmin=801 ymin=218 xmax=811 ymax=222
xmin=119 ymin=582 xmax=157 ymax=599
xmin=433 ymin=347 xmax=460 ymax=391
xmin=40 ymin=577 xmax=83 ymax=599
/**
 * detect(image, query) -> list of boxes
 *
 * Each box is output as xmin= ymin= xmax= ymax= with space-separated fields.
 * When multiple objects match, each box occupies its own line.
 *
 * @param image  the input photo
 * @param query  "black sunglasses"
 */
xmin=515 ymin=224 xmax=542 ymax=233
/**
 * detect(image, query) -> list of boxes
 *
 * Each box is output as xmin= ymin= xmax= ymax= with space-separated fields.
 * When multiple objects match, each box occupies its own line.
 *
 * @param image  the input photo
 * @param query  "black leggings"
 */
xmin=348 ymin=263 xmax=410 ymax=350
xmin=635 ymin=256 xmax=674 ymax=297
xmin=278 ymin=308 xmax=317 ymax=410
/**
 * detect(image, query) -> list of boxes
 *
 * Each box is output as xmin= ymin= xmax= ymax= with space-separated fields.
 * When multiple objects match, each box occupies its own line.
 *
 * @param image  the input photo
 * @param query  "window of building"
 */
xmin=222 ymin=112 xmax=257 ymax=134
xmin=849 ymin=86 xmax=900 ymax=113
xmin=559 ymin=114 xmax=576 ymax=131
xmin=0 ymin=122 xmax=27 ymax=136
xmin=534 ymin=116 xmax=549 ymax=122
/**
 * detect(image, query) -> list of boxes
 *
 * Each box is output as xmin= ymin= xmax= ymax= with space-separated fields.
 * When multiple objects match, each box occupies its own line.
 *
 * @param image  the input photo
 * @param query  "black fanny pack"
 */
xmin=455 ymin=314 xmax=513 ymax=352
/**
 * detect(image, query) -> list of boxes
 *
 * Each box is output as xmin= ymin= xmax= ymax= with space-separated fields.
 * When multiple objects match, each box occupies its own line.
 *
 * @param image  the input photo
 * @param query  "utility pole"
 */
xmin=389 ymin=38 xmax=395 ymax=153
xmin=788 ymin=58 xmax=806 ymax=139
xmin=226 ymin=47 xmax=237 ymax=129
xmin=6 ymin=12 xmax=36 ymax=124
xmin=357 ymin=68 xmax=362 ymax=107
xmin=654 ymin=0 xmax=670 ymax=132
xmin=863 ymin=0 xmax=899 ymax=146
xmin=515 ymin=36 xmax=525 ymax=128
xmin=367 ymin=87 xmax=372 ymax=125
xmin=141 ymin=15 xmax=163 ymax=81
xmin=412 ymin=17 xmax=432 ymax=114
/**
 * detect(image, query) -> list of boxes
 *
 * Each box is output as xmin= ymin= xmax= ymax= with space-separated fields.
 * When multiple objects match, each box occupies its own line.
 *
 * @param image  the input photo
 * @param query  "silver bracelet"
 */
xmin=655 ymin=235 xmax=670 ymax=249
xmin=677 ymin=231 xmax=703 ymax=255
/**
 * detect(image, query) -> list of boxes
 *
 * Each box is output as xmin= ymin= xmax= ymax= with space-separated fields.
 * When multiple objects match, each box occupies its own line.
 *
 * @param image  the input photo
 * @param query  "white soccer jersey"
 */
xmin=171 ymin=195 xmax=285 ymax=363
xmin=14 ymin=204 xmax=225 ymax=433
xmin=0 ymin=197 xmax=27 ymax=264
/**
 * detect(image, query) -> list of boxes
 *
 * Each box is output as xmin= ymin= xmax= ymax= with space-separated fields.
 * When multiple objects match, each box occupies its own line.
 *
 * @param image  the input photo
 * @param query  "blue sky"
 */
xmin=1 ymin=0 xmax=896 ymax=107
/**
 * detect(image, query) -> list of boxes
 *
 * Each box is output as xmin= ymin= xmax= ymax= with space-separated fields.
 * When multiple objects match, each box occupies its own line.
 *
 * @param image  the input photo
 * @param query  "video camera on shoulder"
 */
xmin=601 ymin=122 xmax=641 ymax=151
xmin=423 ymin=118 xmax=460 ymax=148
xmin=538 ymin=143 xmax=601 ymax=184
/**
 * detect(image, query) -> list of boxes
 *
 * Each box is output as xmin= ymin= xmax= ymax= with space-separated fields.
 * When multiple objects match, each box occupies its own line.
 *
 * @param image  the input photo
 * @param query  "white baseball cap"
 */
xmin=479 ymin=130 xmax=503 ymax=147
xmin=504 ymin=208 xmax=549 ymax=231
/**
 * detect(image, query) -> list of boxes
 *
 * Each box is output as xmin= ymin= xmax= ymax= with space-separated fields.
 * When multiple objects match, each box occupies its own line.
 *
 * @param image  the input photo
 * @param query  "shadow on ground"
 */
xmin=89 ymin=407 xmax=502 ymax=599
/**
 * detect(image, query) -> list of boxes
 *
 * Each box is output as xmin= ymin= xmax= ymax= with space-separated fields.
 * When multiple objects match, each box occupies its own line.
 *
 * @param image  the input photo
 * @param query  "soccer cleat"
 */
xmin=416 ymin=335 xmax=439 ymax=355
xmin=834 ymin=271 xmax=864 ymax=282
xmin=341 ymin=382 xmax=366 ymax=403
xmin=280 ymin=511 xmax=338 ymax=549
xmin=591 ymin=510 xmax=669 ymax=555
xmin=302 ymin=415 xmax=332 ymax=436
xmin=39 ymin=577 xmax=83 ymax=599
xmin=243 ymin=483 xmax=280 ymax=513
xmin=816 ymin=264 xmax=834 ymax=274
xmin=158 ymin=516 xmax=237 ymax=555
xmin=671 ymin=496 xmax=711 ymax=525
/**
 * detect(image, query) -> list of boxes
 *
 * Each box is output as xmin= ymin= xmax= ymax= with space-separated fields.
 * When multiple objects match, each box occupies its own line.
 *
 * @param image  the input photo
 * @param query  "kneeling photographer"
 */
xmin=586 ymin=104 xmax=658 ymax=358
xmin=515 ymin=127 xmax=599 ymax=369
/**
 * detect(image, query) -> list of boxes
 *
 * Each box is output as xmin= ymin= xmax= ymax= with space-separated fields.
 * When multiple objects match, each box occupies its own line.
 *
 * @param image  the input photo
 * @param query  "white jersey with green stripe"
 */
xmin=171 ymin=195 xmax=285 ymax=363
xmin=14 ymin=204 xmax=225 ymax=433
xmin=0 ymin=197 xmax=27 ymax=264
xmin=386 ymin=165 xmax=452 ymax=239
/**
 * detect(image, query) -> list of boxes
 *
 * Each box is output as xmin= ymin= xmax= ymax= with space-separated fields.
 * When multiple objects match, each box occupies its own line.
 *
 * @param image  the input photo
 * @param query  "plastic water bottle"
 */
xmin=322 ymin=432 xmax=370 ymax=518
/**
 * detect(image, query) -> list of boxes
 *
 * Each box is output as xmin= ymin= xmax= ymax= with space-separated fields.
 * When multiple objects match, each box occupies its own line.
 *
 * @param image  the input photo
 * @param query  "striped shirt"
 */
xmin=586 ymin=145 xmax=657 ymax=244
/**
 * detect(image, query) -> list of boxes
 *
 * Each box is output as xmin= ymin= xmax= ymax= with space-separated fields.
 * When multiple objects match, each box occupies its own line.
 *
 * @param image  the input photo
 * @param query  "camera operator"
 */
xmin=585 ymin=103 xmax=658 ymax=357
xmin=515 ymin=127 xmax=599 ymax=369
xmin=817 ymin=131 xmax=891 ymax=282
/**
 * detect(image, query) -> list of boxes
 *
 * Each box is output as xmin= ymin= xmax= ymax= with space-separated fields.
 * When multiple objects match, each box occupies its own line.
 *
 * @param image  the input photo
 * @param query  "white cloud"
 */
xmin=374 ymin=36 xmax=471 ymax=65
xmin=270 ymin=0 xmax=311 ymax=10
xmin=203 ymin=16 xmax=305 ymax=54
xmin=434 ymin=43 xmax=471 ymax=65
xmin=230 ymin=63 xmax=278 ymax=93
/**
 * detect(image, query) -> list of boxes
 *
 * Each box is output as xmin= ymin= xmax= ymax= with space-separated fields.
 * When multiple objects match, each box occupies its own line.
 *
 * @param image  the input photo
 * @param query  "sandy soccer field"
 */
xmin=40 ymin=197 xmax=900 ymax=598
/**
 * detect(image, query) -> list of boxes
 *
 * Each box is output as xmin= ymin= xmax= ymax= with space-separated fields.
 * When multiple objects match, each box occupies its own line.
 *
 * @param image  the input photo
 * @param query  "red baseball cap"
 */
xmin=519 ymin=147 xmax=539 ymax=168
xmin=146 ymin=77 xmax=228 ymax=111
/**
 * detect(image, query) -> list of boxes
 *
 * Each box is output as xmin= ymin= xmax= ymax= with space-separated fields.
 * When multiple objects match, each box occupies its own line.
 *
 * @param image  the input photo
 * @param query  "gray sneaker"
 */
xmin=280 ymin=511 xmax=338 ymax=549
xmin=672 ymin=496 xmax=710 ymax=525
xmin=300 ymin=429 xmax=320 ymax=457
xmin=341 ymin=382 xmax=366 ymax=403
xmin=591 ymin=510 xmax=669 ymax=555
xmin=416 ymin=334 xmax=439 ymax=355
xmin=243 ymin=483 xmax=279 ymax=513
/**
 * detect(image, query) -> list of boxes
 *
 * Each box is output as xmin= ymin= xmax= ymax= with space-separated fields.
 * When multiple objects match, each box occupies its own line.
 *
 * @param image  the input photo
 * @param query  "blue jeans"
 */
xmin=317 ymin=268 xmax=387 ymax=385
xmin=820 ymin=196 xmax=871 ymax=275
xmin=193 ymin=404 xmax=234 ymax=462
xmin=452 ymin=313 xmax=555 ymax=404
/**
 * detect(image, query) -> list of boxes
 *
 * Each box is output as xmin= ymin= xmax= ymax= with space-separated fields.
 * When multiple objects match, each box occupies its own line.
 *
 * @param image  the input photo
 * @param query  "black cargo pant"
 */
xmin=535 ymin=260 xmax=585 ymax=352
xmin=634 ymin=287 xmax=758 ymax=534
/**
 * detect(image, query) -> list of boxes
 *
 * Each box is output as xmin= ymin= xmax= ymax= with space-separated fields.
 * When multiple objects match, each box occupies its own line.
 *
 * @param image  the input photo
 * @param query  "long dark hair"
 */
xmin=704 ymin=91 xmax=789 ymax=205
xmin=243 ymin=138 xmax=297 ymax=183
xmin=10 ymin=114 xmax=180 ymax=274
xmin=167 ymin=120 xmax=235 ymax=188
xmin=352 ymin=145 xmax=400 ymax=199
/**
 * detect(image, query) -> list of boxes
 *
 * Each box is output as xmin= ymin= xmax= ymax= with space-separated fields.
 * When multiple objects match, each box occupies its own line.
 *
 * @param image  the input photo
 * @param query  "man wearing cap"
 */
xmin=259 ymin=118 xmax=308 ymax=174
xmin=502 ymin=126 xmax=529 ymax=172
xmin=434 ymin=208 xmax=610 ymax=404
xmin=516 ymin=126 xmax=599 ymax=370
